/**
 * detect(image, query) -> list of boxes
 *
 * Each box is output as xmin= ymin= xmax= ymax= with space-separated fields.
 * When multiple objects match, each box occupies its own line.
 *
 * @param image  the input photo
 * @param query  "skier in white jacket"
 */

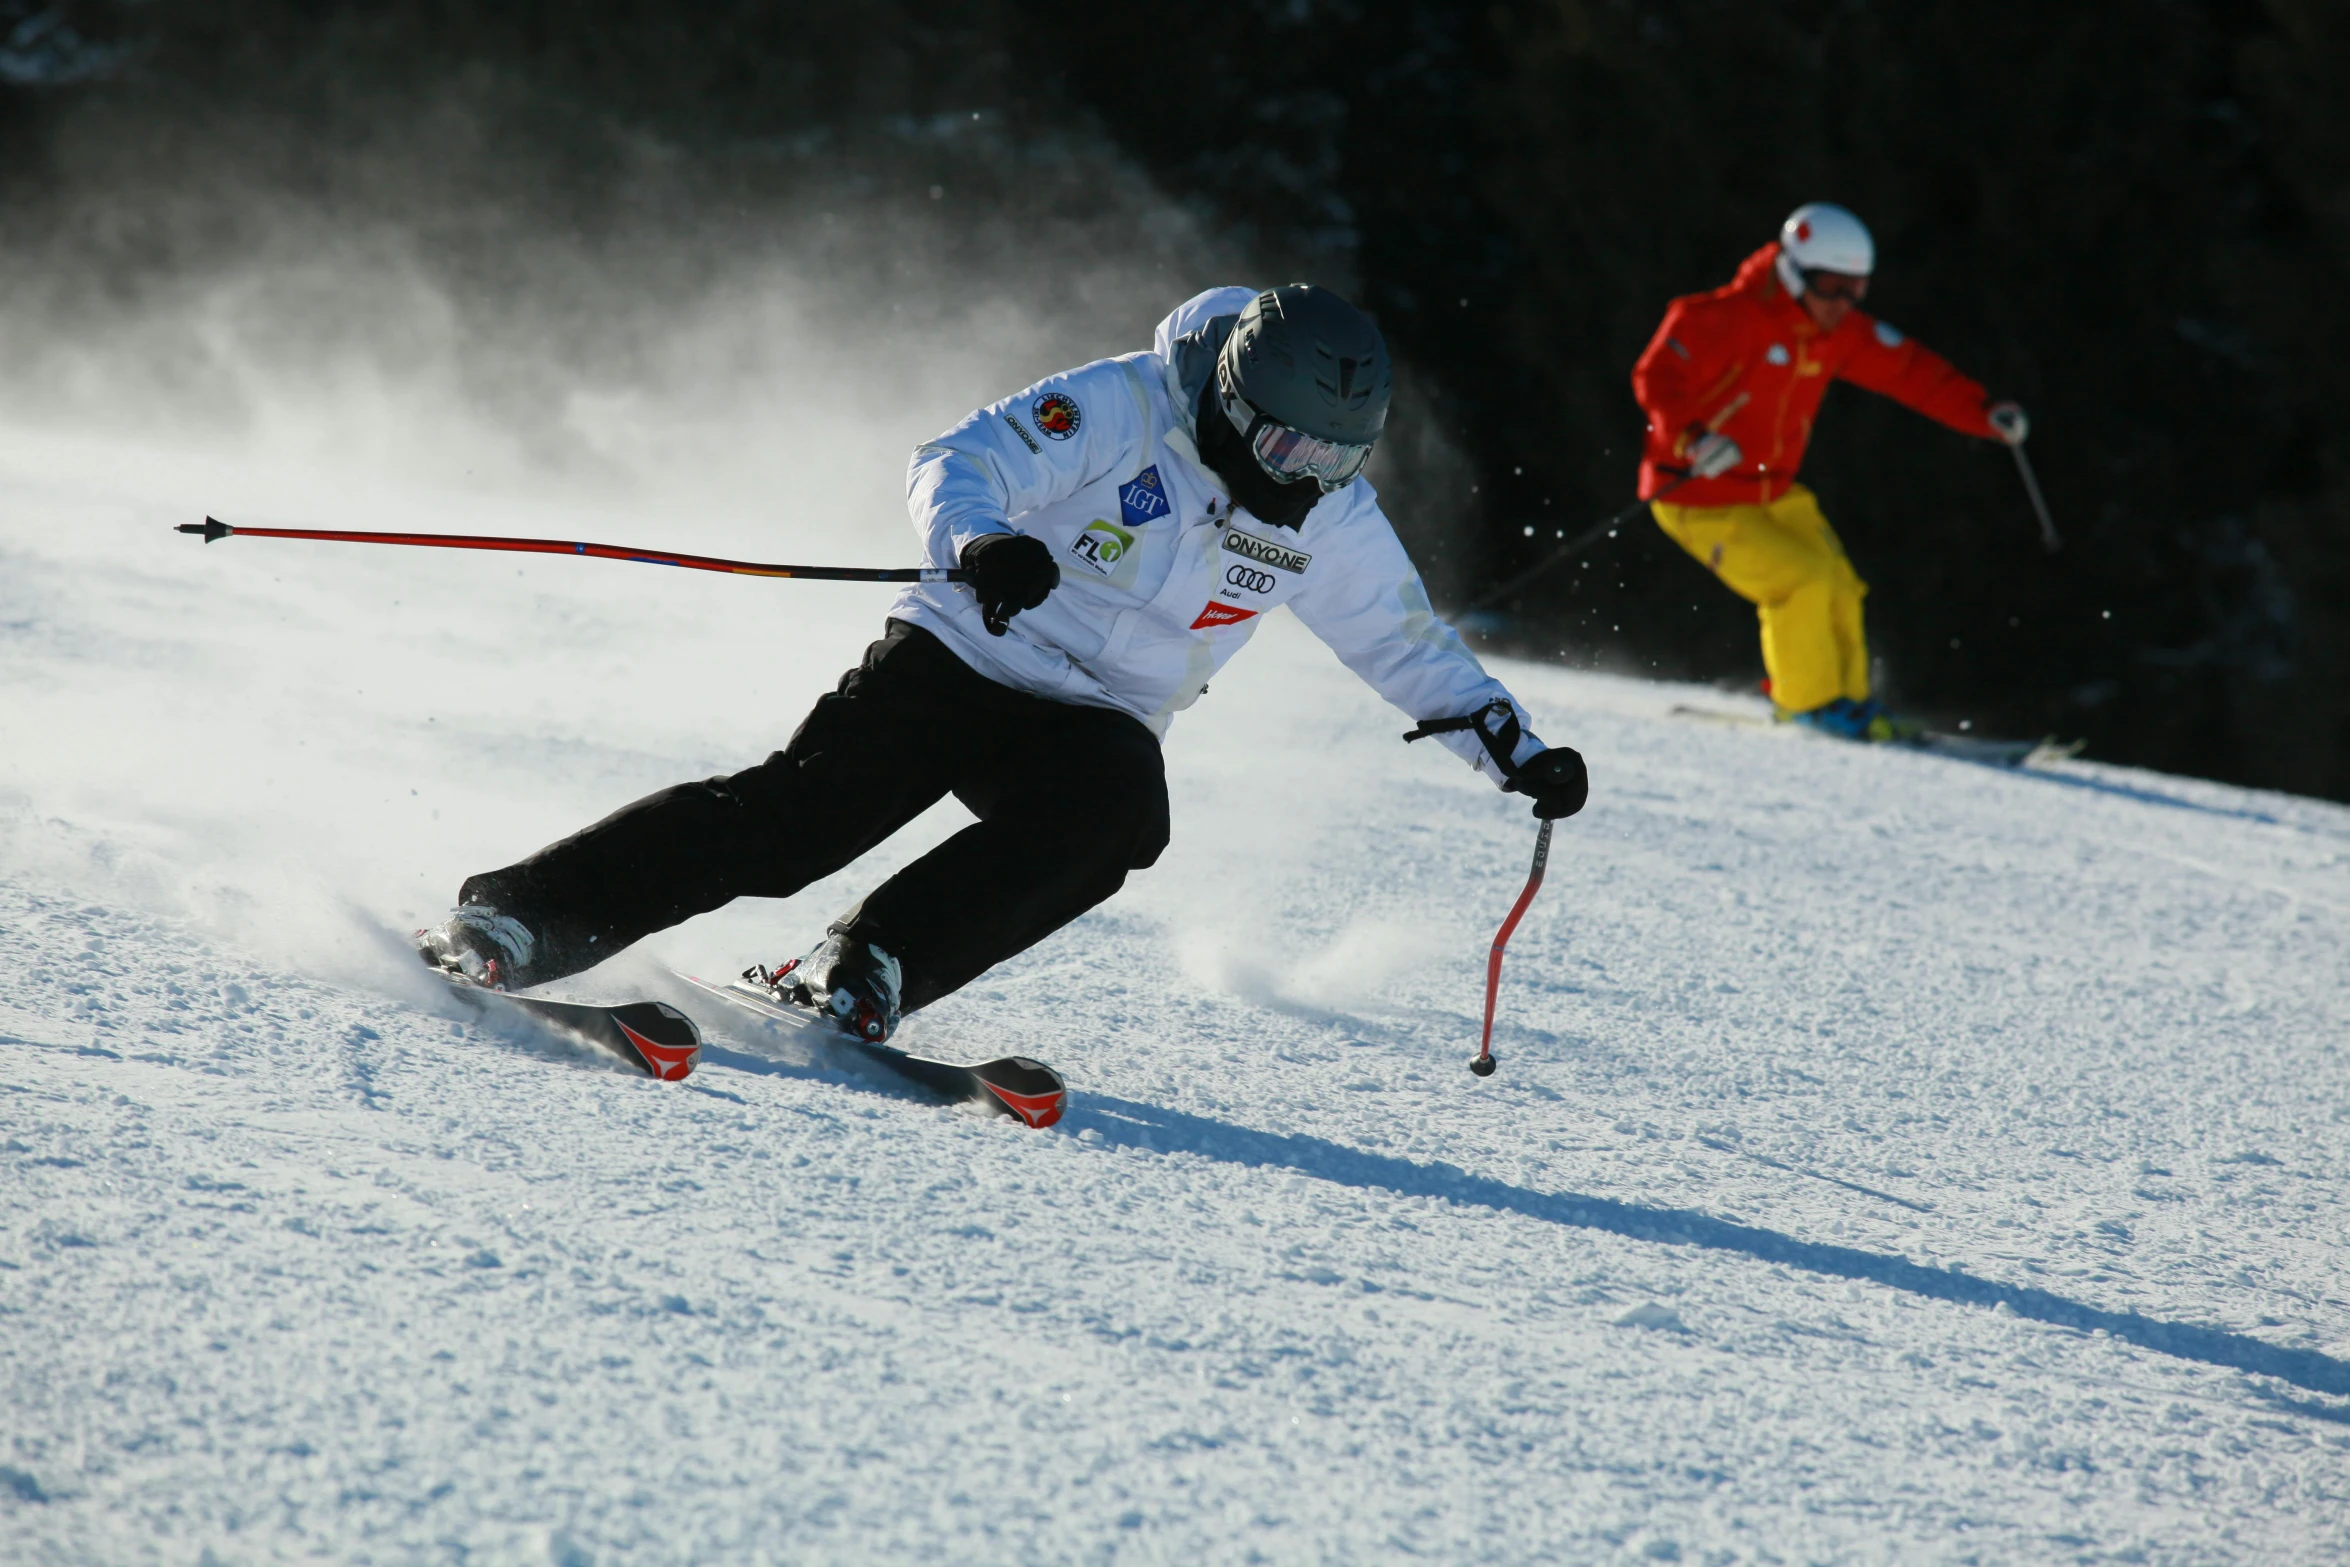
xmin=419 ymin=285 xmax=1588 ymax=1041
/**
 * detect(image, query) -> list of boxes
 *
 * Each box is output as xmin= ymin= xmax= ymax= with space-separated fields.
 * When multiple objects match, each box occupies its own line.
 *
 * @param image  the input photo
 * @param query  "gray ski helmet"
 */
xmin=1217 ymin=285 xmax=1391 ymax=446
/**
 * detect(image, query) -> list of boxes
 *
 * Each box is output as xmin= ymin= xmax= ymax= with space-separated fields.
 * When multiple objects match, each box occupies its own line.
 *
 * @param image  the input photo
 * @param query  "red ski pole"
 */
xmin=175 ymin=516 xmax=965 ymax=584
xmin=1472 ymin=818 xmax=1553 ymax=1077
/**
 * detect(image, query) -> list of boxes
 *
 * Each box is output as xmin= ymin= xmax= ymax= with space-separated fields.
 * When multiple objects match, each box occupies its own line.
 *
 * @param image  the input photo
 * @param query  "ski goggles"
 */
xmin=1801 ymin=269 xmax=1870 ymax=302
xmin=1218 ymin=380 xmax=1374 ymax=491
xmin=1249 ymin=418 xmax=1374 ymax=491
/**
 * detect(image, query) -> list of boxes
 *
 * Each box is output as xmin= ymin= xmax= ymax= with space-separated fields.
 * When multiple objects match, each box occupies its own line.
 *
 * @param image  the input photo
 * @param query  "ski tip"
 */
xmin=981 ymin=1084 xmax=1066 ymax=1128
xmin=614 ymin=1003 xmax=702 ymax=1082
xmin=974 ymin=1057 xmax=1068 ymax=1128
xmin=2028 ymin=736 xmax=2088 ymax=765
xmin=176 ymin=517 xmax=233 ymax=543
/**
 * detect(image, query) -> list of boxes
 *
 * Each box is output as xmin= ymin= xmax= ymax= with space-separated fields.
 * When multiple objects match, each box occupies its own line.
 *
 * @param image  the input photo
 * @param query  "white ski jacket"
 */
xmin=890 ymin=286 xmax=1548 ymax=785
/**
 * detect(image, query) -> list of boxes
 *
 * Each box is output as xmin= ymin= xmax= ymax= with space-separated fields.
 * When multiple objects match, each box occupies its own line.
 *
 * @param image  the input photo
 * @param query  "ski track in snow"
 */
xmin=4 ymin=439 xmax=2349 ymax=1564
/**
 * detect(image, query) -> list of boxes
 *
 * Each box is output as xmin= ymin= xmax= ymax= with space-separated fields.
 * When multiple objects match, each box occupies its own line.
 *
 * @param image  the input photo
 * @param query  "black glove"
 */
xmin=959 ymin=532 xmax=1060 ymax=636
xmin=1507 ymin=745 xmax=1588 ymax=820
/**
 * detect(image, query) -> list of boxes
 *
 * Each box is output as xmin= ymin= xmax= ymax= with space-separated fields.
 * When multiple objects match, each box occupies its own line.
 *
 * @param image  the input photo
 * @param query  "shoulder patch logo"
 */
xmin=1119 ymin=465 xmax=1171 ymax=527
xmin=1069 ymin=518 xmax=1134 ymax=576
xmin=1190 ymin=601 xmax=1260 ymax=630
xmin=1221 ymin=529 xmax=1311 ymax=575
xmin=1033 ymin=391 xmax=1082 ymax=440
xmin=1764 ymin=343 xmax=1791 ymax=366
xmin=1874 ymin=320 xmax=1905 ymax=347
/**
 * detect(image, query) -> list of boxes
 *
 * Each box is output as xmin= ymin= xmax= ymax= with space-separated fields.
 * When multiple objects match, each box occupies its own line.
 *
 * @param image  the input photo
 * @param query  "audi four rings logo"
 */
xmin=1226 ymin=564 xmax=1277 ymax=594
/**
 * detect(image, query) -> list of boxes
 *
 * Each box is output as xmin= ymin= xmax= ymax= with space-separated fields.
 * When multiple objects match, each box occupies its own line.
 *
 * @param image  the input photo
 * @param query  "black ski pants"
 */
xmin=460 ymin=620 xmax=1170 ymax=1012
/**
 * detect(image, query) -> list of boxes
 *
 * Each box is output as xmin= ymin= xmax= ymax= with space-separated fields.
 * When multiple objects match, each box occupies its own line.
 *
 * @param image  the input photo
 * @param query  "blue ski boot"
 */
xmin=1785 ymin=697 xmax=1916 ymax=743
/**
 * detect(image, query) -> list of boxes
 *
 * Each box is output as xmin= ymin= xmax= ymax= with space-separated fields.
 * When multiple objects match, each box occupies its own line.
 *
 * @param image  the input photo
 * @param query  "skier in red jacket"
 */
xmin=1632 ymin=203 xmax=2029 ymax=738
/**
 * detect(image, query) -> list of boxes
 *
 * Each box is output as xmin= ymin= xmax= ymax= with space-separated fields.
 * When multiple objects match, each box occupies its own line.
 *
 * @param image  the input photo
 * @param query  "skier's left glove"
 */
xmin=1507 ymin=745 xmax=1589 ymax=820
xmin=960 ymin=531 xmax=1061 ymax=636
xmin=1986 ymin=401 xmax=2030 ymax=445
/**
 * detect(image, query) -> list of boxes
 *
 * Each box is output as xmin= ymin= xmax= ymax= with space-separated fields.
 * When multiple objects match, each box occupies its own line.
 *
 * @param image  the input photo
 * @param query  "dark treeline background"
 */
xmin=5 ymin=0 xmax=2346 ymax=799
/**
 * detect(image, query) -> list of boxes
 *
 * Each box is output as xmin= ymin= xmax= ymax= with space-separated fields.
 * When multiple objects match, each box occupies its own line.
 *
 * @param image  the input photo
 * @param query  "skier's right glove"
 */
xmin=1685 ymin=431 xmax=1743 ymax=479
xmin=960 ymin=531 xmax=1061 ymax=636
xmin=1507 ymin=745 xmax=1589 ymax=820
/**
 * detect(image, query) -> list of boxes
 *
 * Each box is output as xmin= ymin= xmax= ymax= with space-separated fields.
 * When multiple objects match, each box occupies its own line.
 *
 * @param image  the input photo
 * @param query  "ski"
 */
xmin=1666 ymin=705 xmax=2080 ymax=769
xmin=440 ymin=976 xmax=703 ymax=1081
xmin=1899 ymin=731 xmax=2084 ymax=768
xmin=1667 ymin=703 xmax=1778 ymax=731
xmin=675 ymin=970 xmax=1067 ymax=1128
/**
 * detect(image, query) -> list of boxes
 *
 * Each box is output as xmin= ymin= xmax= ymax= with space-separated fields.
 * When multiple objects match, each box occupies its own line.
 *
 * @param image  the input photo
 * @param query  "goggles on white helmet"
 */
xmin=1217 ymin=374 xmax=1375 ymax=492
xmin=1800 ymin=270 xmax=1869 ymax=302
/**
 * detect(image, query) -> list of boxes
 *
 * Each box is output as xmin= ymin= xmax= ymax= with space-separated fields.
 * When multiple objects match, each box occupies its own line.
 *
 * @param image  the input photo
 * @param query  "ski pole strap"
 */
xmin=1403 ymin=698 xmax=1524 ymax=783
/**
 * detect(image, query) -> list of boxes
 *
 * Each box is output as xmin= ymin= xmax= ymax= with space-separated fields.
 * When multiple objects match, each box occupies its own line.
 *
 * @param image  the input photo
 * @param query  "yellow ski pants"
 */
xmin=1650 ymin=483 xmax=1869 ymax=714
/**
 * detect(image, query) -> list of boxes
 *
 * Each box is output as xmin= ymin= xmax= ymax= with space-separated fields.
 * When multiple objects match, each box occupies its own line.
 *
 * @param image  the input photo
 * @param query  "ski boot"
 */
xmin=1784 ymin=697 xmax=1916 ymax=744
xmin=751 ymin=930 xmax=903 ymax=1043
xmin=417 ymin=905 xmax=541 ymax=991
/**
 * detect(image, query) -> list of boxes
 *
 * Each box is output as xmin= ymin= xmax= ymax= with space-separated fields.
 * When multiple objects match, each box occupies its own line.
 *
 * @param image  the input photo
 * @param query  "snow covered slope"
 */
xmin=4 ymin=432 xmax=2348 ymax=1566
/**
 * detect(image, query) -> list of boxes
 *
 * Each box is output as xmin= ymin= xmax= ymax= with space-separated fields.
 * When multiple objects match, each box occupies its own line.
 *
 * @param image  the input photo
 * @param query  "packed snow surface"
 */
xmin=4 ymin=432 xmax=2348 ymax=1565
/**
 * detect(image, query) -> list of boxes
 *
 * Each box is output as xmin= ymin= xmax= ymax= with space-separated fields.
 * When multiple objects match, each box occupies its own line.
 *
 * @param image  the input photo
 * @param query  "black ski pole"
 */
xmin=1471 ymin=818 xmax=1554 ymax=1078
xmin=1459 ymin=475 xmax=1692 ymax=618
xmin=175 ymin=517 xmax=966 ymax=584
xmin=2008 ymin=444 xmax=2061 ymax=553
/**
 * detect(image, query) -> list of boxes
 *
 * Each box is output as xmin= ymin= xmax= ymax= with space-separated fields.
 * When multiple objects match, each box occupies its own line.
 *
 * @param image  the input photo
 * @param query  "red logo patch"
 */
xmin=1190 ymin=601 xmax=1259 ymax=630
xmin=617 ymin=1019 xmax=699 ymax=1081
xmin=1033 ymin=391 xmax=1082 ymax=440
xmin=982 ymin=1080 xmax=1066 ymax=1128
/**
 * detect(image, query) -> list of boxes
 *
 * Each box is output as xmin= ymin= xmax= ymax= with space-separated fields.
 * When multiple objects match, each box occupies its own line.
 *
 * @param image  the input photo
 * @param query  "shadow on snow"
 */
xmin=2027 ymin=765 xmax=2308 ymax=830
xmin=1066 ymin=1093 xmax=2350 ymax=1408
xmin=685 ymin=1017 xmax=2350 ymax=1411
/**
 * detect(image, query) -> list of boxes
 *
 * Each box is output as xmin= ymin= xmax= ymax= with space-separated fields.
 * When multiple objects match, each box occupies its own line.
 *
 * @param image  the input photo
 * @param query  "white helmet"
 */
xmin=1779 ymin=203 xmax=1873 ymax=276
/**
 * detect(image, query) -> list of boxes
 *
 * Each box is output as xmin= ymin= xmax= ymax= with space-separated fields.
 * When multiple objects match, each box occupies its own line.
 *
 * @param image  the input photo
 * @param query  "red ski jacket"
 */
xmin=1632 ymin=243 xmax=2000 ymax=507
